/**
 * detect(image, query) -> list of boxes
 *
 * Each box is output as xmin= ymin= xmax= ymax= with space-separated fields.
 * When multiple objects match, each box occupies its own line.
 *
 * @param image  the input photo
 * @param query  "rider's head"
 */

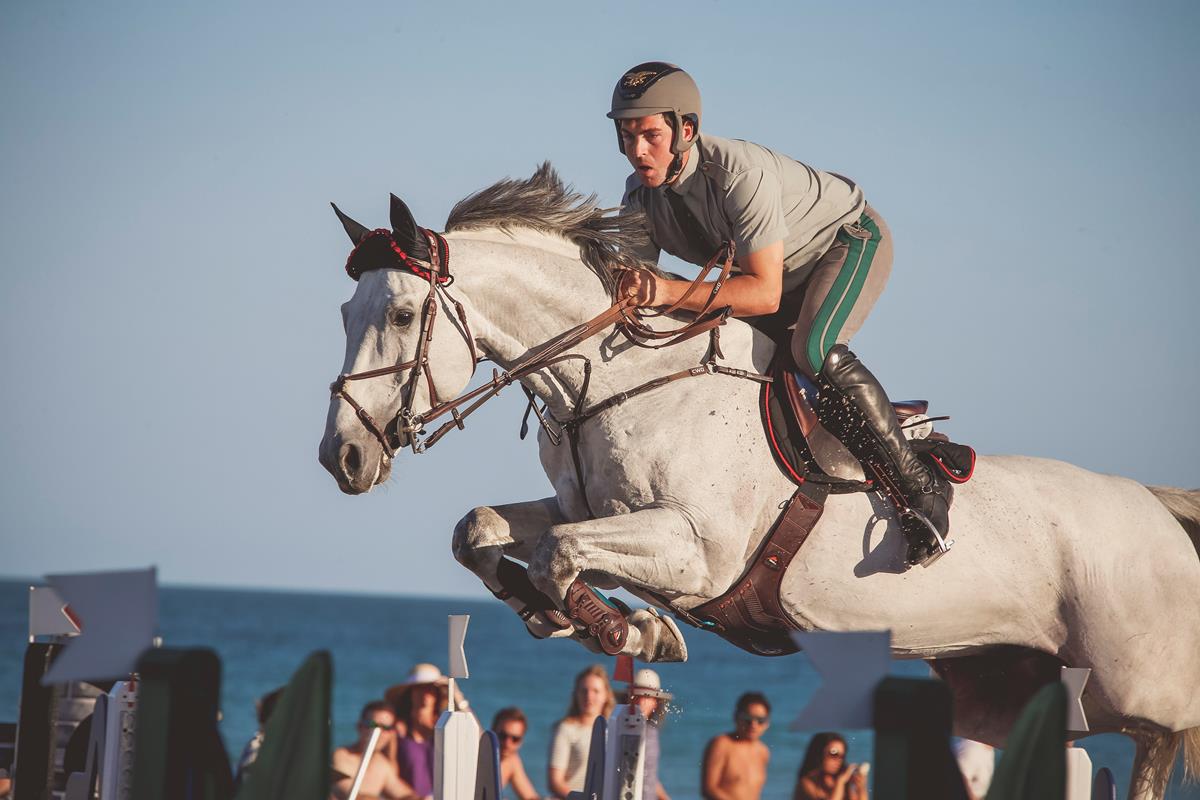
xmin=607 ymin=62 xmax=701 ymax=189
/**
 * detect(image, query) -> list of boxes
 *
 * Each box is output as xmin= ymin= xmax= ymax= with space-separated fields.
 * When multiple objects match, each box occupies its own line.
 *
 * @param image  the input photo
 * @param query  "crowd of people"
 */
xmin=306 ymin=661 xmax=903 ymax=800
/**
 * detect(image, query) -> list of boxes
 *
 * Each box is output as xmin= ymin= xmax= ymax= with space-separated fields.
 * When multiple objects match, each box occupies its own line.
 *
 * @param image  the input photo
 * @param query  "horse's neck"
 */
xmin=446 ymin=229 xmax=761 ymax=417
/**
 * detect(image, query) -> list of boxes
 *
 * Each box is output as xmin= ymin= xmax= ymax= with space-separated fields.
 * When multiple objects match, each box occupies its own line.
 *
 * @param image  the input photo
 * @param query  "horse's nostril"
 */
xmin=340 ymin=442 xmax=363 ymax=477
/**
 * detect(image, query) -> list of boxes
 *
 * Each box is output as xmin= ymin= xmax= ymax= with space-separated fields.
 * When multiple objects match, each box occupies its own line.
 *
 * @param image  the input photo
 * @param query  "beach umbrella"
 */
xmin=235 ymin=651 xmax=332 ymax=800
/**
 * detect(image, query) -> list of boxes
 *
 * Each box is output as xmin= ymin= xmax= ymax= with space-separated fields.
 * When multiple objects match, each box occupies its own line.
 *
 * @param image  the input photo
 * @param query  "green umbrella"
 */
xmin=235 ymin=651 xmax=332 ymax=800
xmin=986 ymin=682 xmax=1067 ymax=800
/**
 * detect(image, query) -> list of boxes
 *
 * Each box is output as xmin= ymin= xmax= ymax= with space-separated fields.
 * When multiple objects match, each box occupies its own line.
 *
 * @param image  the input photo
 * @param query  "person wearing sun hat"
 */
xmin=384 ymin=663 xmax=473 ymax=799
xmin=624 ymin=668 xmax=672 ymax=800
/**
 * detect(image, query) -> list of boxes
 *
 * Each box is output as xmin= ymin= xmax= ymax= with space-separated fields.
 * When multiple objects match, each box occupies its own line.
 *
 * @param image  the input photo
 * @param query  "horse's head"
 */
xmin=318 ymin=195 xmax=478 ymax=494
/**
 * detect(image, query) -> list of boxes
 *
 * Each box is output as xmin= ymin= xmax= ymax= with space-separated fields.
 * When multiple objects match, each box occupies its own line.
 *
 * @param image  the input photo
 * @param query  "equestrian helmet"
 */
xmin=607 ymin=61 xmax=701 ymax=155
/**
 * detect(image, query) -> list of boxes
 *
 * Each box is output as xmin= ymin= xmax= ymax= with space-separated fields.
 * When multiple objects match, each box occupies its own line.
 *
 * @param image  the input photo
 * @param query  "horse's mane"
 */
xmin=444 ymin=162 xmax=663 ymax=290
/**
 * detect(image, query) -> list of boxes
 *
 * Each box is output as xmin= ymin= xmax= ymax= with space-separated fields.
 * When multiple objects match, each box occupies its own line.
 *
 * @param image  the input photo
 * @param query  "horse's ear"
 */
xmin=389 ymin=194 xmax=421 ymax=238
xmin=331 ymin=203 xmax=371 ymax=244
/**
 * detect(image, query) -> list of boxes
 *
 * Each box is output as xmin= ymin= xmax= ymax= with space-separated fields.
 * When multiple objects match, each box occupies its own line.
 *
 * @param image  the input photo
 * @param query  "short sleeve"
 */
xmin=723 ymin=167 xmax=788 ymax=256
xmin=549 ymin=721 xmax=572 ymax=769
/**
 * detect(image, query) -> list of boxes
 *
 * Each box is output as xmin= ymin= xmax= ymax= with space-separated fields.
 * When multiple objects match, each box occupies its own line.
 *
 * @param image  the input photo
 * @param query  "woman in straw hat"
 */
xmin=385 ymin=663 xmax=472 ymax=799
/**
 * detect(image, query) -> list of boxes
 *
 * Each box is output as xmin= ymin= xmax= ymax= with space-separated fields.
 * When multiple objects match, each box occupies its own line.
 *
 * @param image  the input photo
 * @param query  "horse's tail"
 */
xmin=1187 ymin=726 xmax=1200 ymax=784
xmin=1131 ymin=726 xmax=1200 ymax=797
xmin=1139 ymin=485 xmax=1200 ymax=793
xmin=1146 ymin=485 xmax=1200 ymax=558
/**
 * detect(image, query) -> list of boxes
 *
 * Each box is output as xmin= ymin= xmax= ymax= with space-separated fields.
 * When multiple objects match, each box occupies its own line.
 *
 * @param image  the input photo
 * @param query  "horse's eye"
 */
xmin=392 ymin=310 xmax=415 ymax=328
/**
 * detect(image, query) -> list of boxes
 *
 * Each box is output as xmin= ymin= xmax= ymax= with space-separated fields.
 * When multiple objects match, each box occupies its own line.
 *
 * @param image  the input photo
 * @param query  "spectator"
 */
xmin=330 ymin=701 xmax=414 ymax=800
xmin=234 ymin=685 xmax=284 ymax=790
xmin=625 ymin=668 xmax=671 ymax=800
xmin=548 ymin=664 xmax=615 ymax=799
xmin=792 ymin=732 xmax=868 ymax=800
xmin=701 ymin=692 xmax=771 ymax=800
xmin=492 ymin=707 xmax=539 ymax=800
xmin=386 ymin=663 xmax=470 ymax=799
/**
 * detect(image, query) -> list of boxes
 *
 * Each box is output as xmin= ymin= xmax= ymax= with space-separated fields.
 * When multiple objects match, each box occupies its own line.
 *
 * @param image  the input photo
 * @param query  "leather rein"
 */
xmin=329 ymin=228 xmax=771 ymax=471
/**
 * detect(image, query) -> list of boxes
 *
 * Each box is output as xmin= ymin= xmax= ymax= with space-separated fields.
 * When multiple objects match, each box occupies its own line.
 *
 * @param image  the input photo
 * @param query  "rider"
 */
xmin=608 ymin=61 xmax=951 ymax=566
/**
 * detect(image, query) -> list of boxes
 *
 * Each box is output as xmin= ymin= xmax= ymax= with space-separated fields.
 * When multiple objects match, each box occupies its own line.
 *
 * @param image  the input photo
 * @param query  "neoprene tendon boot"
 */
xmin=815 ymin=345 xmax=952 ymax=565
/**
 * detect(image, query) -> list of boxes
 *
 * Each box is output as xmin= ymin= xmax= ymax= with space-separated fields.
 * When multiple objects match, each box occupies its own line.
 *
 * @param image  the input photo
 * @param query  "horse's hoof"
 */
xmin=630 ymin=607 xmax=689 ymax=663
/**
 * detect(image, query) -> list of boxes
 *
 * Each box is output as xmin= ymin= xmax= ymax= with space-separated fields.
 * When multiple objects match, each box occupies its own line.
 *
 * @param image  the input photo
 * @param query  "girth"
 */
xmin=680 ymin=480 xmax=829 ymax=656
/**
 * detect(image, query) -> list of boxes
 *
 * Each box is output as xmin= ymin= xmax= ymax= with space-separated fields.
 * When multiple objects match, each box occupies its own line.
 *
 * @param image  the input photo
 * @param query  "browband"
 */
xmin=344 ymin=227 xmax=452 ymax=284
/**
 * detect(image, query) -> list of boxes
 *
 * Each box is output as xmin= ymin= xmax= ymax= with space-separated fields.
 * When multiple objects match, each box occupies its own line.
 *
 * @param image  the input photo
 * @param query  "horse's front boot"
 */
xmin=815 ymin=345 xmax=953 ymax=566
xmin=494 ymin=557 xmax=574 ymax=639
xmin=564 ymin=579 xmax=630 ymax=655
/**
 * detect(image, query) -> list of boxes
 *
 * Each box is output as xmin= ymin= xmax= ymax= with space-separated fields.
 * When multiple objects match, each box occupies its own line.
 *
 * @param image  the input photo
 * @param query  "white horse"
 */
xmin=318 ymin=166 xmax=1200 ymax=798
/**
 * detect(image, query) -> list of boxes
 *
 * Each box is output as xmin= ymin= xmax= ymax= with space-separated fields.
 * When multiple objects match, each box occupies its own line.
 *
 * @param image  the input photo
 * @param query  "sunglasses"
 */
xmin=498 ymin=732 xmax=524 ymax=743
xmin=825 ymin=748 xmax=845 ymax=759
xmin=737 ymin=713 xmax=770 ymax=725
xmin=360 ymin=719 xmax=391 ymax=730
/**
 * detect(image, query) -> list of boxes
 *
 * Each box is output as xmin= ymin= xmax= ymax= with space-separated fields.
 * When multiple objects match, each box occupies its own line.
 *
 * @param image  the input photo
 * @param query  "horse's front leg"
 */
xmin=452 ymin=496 xmax=576 ymax=639
xmin=528 ymin=507 xmax=709 ymax=663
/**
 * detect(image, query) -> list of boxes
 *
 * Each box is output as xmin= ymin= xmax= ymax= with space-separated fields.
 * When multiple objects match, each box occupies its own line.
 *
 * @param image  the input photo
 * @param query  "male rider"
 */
xmin=608 ymin=61 xmax=950 ymax=566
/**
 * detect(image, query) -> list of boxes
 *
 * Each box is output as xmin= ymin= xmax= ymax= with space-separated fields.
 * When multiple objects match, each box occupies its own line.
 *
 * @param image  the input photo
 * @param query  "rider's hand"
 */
xmin=617 ymin=268 xmax=658 ymax=307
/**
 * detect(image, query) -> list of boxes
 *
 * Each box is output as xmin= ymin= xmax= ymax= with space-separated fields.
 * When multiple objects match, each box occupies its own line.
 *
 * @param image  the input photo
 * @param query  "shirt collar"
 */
xmin=665 ymin=138 xmax=702 ymax=195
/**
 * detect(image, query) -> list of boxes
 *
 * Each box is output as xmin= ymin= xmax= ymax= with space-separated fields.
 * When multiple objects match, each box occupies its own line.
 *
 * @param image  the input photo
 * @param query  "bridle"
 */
xmin=329 ymin=226 xmax=478 ymax=458
xmin=329 ymin=226 xmax=771 ymax=483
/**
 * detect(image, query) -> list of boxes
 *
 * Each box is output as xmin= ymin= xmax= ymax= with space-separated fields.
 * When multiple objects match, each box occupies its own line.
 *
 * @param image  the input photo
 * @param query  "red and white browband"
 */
xmin=344 ymin=227 xmax=452 ymax=285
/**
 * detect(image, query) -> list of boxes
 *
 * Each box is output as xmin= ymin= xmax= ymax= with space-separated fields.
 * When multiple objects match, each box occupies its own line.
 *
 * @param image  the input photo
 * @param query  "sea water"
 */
xmin=1 ymin=579 xmax=1194 ymax=799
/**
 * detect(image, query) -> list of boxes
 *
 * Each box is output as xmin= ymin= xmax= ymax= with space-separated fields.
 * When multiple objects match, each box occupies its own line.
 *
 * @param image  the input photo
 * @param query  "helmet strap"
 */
xmin=665 ymin=152 xmax=685 ymax=185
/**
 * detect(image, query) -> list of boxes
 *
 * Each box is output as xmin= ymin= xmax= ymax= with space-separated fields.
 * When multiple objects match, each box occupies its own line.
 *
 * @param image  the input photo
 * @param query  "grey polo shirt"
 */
xmin=621 ymin=134 xmax=866 ymax=292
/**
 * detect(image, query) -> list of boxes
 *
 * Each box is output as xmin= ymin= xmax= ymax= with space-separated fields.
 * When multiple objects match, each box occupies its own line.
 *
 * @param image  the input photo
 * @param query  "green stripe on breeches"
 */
xmin=805 ymin=216 xmax=882 ymax=374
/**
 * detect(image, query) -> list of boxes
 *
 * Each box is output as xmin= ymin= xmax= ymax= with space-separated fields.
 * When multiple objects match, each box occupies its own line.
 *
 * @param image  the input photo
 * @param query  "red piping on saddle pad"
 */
xmin=762 ymin=383 xmax=806 ymax=486
xmin=930 ymin=448 xmax=976 ymax=483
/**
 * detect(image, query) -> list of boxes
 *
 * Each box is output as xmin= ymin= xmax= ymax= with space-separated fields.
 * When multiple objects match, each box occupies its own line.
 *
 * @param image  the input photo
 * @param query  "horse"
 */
xmin=317 ymin=165 xmax=1200 ymax=798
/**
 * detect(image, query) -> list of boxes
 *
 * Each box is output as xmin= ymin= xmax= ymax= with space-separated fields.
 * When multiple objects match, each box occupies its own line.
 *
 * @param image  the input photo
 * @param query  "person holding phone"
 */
xmin=792 ymin=732 xmax=869 ymax=800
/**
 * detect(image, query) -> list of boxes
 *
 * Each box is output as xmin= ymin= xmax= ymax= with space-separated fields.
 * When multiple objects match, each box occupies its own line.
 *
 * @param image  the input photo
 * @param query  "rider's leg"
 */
xmin=817 ymin=345 xmax=952 ymax=564
xmin=791 ymin=206 xmax=951 ymax=565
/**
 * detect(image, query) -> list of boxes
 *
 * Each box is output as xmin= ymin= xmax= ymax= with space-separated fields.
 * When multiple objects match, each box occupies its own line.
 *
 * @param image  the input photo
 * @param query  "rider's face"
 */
xmin=619 ymin=115 xmax=692 ymax=188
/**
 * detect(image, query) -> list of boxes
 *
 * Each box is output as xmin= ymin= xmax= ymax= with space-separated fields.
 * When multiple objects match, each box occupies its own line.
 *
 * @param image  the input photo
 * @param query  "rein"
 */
xmin=330 ymin=229 xmax=771 ymax=472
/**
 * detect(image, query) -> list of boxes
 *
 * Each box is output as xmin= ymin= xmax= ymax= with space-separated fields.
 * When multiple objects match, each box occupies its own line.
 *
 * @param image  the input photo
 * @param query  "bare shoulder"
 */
xmin=705 ymin=734 xmax=734 ymax=756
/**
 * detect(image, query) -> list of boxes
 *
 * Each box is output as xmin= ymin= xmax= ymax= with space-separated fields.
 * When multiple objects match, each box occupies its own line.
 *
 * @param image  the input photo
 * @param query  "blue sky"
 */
xmin=2 ymin=1 xmax=1197 ymax=596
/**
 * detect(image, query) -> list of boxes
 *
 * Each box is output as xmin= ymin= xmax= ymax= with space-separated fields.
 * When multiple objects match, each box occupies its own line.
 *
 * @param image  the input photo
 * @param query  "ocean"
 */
xmin=0 ymin=579 xmax=1195 ymax=799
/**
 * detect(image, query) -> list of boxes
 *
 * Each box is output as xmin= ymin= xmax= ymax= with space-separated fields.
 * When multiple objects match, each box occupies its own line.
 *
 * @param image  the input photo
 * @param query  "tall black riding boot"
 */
xmin=814 ymin=345 xmax=953 ymax=566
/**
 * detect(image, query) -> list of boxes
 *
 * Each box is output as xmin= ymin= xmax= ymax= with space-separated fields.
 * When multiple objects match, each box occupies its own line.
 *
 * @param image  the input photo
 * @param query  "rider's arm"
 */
xmin=623 ymin=164 xmax=787 ymax=316
xmin=633 ymin=240 xmax=783 ymax=316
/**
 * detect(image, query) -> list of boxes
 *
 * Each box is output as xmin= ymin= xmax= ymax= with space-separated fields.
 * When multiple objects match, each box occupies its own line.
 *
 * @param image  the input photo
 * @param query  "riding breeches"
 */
xmin=756 ymin=204 xmax=893 ymax=377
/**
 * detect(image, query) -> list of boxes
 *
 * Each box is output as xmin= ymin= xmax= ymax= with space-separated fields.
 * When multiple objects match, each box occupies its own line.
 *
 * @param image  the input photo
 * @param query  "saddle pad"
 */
xmin=912 ymin=438 xmax=976 ymax=483
xmin=761 ymin=367 xmax=814 ymax=487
